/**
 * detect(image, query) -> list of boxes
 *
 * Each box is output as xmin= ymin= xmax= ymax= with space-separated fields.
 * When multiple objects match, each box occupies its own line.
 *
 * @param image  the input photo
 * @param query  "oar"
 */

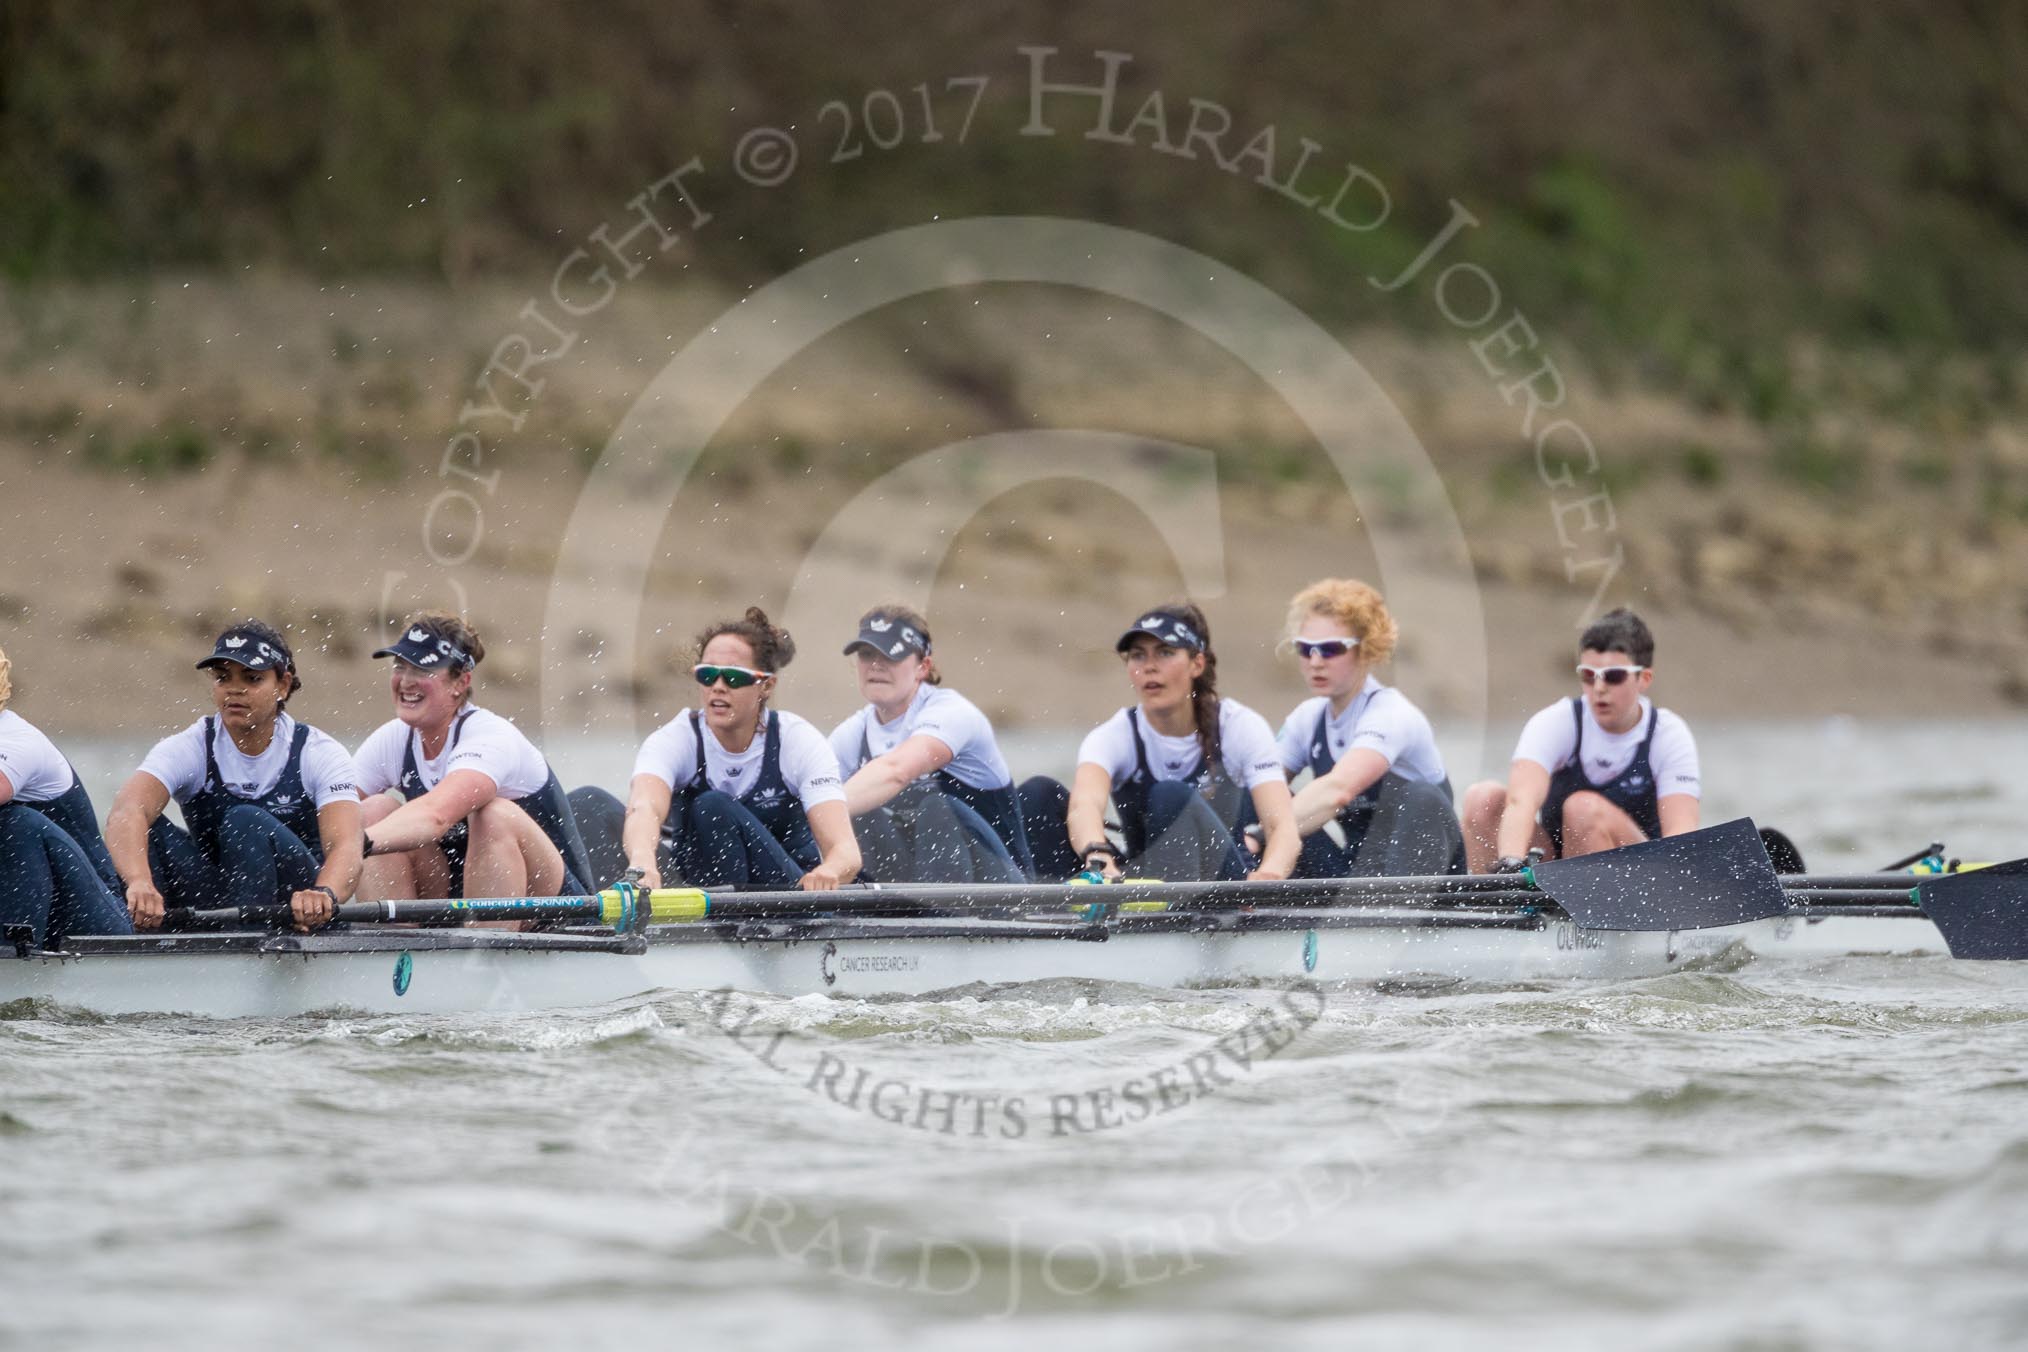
xmin=1880 ymin=841 xmax=1946 ymax=872
xmin=1759 ymin=827 xmax=1807 ymax=874
xmin=1525 ymin=817 xmax=1787 ymax=931
xmin=1911 ymin=858 xmax=2028 ymax=960
xmin=168 ymin=887 xmax=714 ymax=931
xmin=168 ymin=878 xmax=1552 ymax=932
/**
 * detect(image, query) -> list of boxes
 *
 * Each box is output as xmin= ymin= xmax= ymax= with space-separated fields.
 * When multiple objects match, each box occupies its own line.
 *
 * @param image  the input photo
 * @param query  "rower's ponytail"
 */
xmin=0 ymin=644 xmax=11 ymax=713
xmin=1177 ymin=601 xmax=1222 ymax=775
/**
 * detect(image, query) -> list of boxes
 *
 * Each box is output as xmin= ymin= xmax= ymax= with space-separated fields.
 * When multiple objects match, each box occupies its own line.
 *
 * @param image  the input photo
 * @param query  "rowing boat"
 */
xmin=5 ymin=820 xmax=1999 ymax=1018
xmin=0 ymin=899 xmax=1951 ymax=1019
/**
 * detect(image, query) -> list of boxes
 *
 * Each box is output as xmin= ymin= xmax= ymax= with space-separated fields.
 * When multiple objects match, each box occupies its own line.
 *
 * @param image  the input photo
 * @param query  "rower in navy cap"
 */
xmin=828 ymin=603 xmax=1033 ymax=883
xmin=351 ymin=611 xmax=595 ymax=906
xmin=0 ymin=642 xmax=133 ymax=945
xmin=1019 ymin=602 xmax=1301 ymax=883
xmin=104 ymin=620 xmax=362 ymax=931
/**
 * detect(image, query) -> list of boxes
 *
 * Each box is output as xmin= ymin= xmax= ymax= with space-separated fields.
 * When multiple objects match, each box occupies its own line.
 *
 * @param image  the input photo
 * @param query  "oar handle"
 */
xmin=165 ymin=887 xmax=712 ymax=931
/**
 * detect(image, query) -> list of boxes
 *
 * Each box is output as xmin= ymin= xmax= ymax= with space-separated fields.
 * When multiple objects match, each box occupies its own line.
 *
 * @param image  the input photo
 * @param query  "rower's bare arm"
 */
xmin=1066 ymin=762 xmax=1117 ymax=874
xmin=1496 ymin=760 xmax=1552 ymax=860
xmin=843 ymin=734 xmax=955 ymax=816
xmin=105 ymin=772 xmax=172 ymax=927
xmin=1657 ymin=793 xmax=1699 ymax=838
xmin=368 ymin=769 xmax=496 ymax=855
xmin=1247 ymin=779 xmax=1302 ymax=881
xmin=622 ymin=773 xmax=675 ymax=887
xmin=1291 ymin=748 xmax=1390 ymax=836
xmin=287 ymin=798 xmax=363 ymax=930
xmin=799 ymin=800 xmax=861 ymax=891
xmin=0 ymin=774 xmax=13 ymax=808
xmin=313 ymin=799 xmax=363 ymax=900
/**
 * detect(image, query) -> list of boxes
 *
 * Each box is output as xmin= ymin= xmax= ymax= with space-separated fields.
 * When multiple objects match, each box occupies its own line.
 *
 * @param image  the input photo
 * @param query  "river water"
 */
xmin=5 ymin=720 xmax=2028 ymax=1349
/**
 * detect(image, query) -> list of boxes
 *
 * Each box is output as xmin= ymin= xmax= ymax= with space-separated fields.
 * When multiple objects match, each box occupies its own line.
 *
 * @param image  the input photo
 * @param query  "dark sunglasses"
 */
xmin=1576 ymin=664 xmax=1645 ymax=687
xmin=1293 ymin=637 xmax=1359 ymax=660
xmin=693 ymin=664 xmax=768 ymax=690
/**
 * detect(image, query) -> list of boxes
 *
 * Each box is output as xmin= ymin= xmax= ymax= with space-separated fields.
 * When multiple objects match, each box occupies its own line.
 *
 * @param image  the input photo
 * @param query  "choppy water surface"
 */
xmin=7 ymin=721 xmax=2028 ymax=1349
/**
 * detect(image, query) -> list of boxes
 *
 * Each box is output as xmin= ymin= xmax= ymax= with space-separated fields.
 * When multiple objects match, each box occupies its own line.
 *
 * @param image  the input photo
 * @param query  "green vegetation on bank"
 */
xmin=3 ymin=1 xmax=2025 ymax=426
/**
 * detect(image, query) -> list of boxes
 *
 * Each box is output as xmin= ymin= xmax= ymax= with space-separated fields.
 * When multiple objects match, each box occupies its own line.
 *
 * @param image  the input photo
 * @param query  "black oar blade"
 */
xmin=1529 ymin=817 xmax=1786 ymax=931
xmin=1758 ymin=827 xmax=1806 ymax=874
xmin=1914 ymin=859 xmax=2028 ymax=960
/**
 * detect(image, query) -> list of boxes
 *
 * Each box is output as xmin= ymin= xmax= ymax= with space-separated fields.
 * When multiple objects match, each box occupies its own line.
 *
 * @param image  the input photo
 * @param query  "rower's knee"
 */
xmin=358 ymin=793 xmax=401 ymax=827
xmin=467 ymin=797 xmax=531 ymax=847
xmin=1560 ymin=791 xmax=1615 ymax=837
xmin=1460 ymin=780 xmax=1506 ymax=825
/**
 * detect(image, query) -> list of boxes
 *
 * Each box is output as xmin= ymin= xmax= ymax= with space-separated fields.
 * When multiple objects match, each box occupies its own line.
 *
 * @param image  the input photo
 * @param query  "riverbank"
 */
xmin=5 ymin=276 xmax=2027 ymax=737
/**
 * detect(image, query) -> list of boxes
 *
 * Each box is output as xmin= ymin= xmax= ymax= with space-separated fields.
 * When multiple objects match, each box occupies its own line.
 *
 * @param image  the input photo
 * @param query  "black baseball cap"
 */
xmin=1116 ymin=607 xmax=1206 ymax=654
xmin=196 ymin=626 xmax=294 ymax=673
xmin=373 ymin=625 xmax=475 ymax=671
xmin=843 ymin=614 xmax=931 ymax=660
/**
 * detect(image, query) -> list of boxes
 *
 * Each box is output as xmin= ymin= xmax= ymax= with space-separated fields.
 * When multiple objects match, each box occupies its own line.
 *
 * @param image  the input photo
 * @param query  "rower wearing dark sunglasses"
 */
xmin=1460 ymin=607 xmax=1700 ymax=872
xmin=1267 ymin=579 xmax=1466 ymax=876
xmin=613 ymin=607 xmax=860 ymax=891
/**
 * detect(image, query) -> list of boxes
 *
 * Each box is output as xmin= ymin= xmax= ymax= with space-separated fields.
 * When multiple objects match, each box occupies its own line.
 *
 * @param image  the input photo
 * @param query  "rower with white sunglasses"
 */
xmin=1460 ymin=607 xmax=1700 ymax=872
xmin=1265 ymin=579 xmax=1465 ymax=877
xmin=605 ymin=607 xmax=860 ymax=892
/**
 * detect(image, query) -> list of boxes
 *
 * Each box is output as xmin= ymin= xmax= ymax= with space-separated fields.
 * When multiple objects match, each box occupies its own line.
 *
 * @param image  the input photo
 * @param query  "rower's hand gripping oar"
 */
xmin=1911 ymin=858 xmax=2028 ymax=960
xmin=1523 ymin=817 xmax=1788 ymax=932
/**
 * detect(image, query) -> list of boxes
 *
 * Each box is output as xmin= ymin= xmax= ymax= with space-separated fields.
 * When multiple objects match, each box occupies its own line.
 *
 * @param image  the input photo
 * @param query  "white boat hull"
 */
xmin=0 ymin=903 xmax=1951 ymax=1019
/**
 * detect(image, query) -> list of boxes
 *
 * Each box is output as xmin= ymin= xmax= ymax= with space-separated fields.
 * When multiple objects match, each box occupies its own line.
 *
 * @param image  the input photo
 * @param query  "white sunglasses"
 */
xmin=1576 ymin=664 xmax=1646 ymax=687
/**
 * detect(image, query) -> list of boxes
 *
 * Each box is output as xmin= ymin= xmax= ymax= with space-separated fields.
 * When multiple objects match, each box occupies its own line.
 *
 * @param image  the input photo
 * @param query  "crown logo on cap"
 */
xmin=868 ymin=618 xmax=893 ymax=632
xmin=407 ymin=628 xmax=428 ymax=643
xmin=224 ymin=636 xmax=247 ymax=648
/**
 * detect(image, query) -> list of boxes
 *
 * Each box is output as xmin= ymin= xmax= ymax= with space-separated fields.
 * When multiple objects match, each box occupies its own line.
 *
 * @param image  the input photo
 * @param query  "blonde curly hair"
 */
xmin=1284 ymin=578 xmax=1398 ymax=666
xmin=0 ymin=644 xmax=10 ymax=713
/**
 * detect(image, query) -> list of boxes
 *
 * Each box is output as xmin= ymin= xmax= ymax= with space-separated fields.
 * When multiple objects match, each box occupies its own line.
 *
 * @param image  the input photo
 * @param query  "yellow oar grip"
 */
xmin=596 ymin=887 xmax=710 ymax=924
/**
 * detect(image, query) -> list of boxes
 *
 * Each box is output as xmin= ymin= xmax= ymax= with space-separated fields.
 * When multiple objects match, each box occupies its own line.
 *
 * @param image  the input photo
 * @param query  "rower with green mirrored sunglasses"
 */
xmin=692 ymin=663 xmax=767 ymax=690
xmin=567 ymin=606 xmax=861 ymax=895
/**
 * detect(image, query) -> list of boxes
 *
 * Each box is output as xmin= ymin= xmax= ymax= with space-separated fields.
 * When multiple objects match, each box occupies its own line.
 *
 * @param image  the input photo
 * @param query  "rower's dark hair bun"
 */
xmin=697 ymin=606 xmax=795 ymax=674
xmin=745 ymin=606 xmax=795 ymax=669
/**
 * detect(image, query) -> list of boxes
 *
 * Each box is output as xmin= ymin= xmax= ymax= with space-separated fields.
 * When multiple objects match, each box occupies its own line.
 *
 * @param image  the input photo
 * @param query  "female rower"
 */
xmin=1018 ymin=603 xmax=1299 ymax=882
xmin=1269 ymin=579 xmax=1466 ymax=876
xmin=612 ymin=607 xmax=859 ymax=890
xmin=104 ymin=623 xmax=361 ymax=930
xmin=828 ymin=605 xmax=1032 ymax=883
xmin=353 ymin=612 xmax=595 ymax=902
xmin=0 ymin=644 xmax=132 ymax=943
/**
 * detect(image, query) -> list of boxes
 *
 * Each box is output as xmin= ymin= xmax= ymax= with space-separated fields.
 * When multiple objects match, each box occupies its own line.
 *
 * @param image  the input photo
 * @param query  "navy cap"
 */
xmin=843 ymin=615 xmax=931 ymax=661
xmin=196 ymin=626 xmax=294 ymax=673
xmin=1116 ymin=607 xmax=1206 ymax=654
xmin=373 ymin=625 xmax=475 ymax=671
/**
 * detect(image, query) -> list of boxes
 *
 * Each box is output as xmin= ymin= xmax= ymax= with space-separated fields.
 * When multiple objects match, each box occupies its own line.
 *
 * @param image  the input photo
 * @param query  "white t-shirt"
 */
xmin=1276 ymin=678 xmax=1449 ymax=787
xmin=634 ymin=710 xmax=845 ymax=808
xmin=353 ymin=706 xmax=551 ymax=802
xmin=1511 ymin=697 xmax=1700 ymax=798
xmin=1077 ymin=699 xmax=1287 ymax=791
xmin=138 ymin=713 xmax=359 ymax=809
xmin=829 ymin=684 xmax=1013 ymax=791
xmin=0 ymin=709 xmax=76 ymax=803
